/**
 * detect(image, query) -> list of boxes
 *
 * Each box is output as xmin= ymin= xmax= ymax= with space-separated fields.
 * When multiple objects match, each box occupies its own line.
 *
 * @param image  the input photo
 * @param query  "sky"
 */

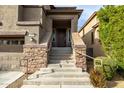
xmin=76 ymin=5 xmax=103 ymax=31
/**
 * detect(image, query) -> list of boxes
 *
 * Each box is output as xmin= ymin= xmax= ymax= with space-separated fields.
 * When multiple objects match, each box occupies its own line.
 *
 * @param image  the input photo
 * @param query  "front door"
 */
xmin=56 ymin=28 xmax=66 ymax=47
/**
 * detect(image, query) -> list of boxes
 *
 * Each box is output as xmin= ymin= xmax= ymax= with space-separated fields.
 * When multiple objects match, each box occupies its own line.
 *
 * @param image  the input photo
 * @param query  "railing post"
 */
xmin=20 ymin=58 xmax=29 ymax=80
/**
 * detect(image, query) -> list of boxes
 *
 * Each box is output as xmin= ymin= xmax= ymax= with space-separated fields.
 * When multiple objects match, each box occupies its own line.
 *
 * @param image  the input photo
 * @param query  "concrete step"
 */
xmin=29 ymin=72 xmax=89 ymax=79
xmin=51 ymin=51 xmax=72 ymax=55
xmin=23 ymin=78 xmax=91 ymax=85
xmin=21 ymin=85 xmax=93 ymax=88
xmin=51 ymin=47 xmax=72 ymax=51
xmin=61 ymin=85 xmax=93 ymax=88
xmin=21 ymin=85 xmax=60 ymax=88
xmin=49 ymin=60 xmax=75 ymax=64
xmin=50 ymin=54 xmax=72 ymax=56
xmin=47 ymin=64 xmax=75 ymax=68
xmin=49 ymin=56 xmax=73 ymax=60
xmin=61 ymin=64 xmax=76 ymax=68
xmin=47 ymin=64 xmax=61 ymax=68
xmin=39 ymin=68 xmax=83 ymax=73
xmin=49 ymin=54 xmax=73 ymax=58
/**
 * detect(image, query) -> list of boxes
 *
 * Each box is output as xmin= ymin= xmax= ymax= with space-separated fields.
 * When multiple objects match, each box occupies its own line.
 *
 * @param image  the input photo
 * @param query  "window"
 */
xmin=12 ymin=40 xmax=18 ymax=45
xmin=20 ymin=40 xmax=24 ymax=45
xmin=6 ymin=40 xmax=11 ymax=45
xmin=18 ymin=5 xmax=41 ymax=21
xmin=91 ymin=32 xmax=94 ymax=44
xmin=3 ymin=40 xmax=8 ymax=45
xmin=0 ymin=40 xmax=3 ymax=45
xmin=0 ymin=39 xmax=24 ymax=45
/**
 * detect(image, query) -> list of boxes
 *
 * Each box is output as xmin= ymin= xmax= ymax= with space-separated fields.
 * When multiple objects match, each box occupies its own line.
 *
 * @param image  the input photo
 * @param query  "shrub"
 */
xmin=94 ymin=57 xmax=117 ymax=80
xmin=97 ymin=5 xmax=124 ymax=69
xmin=90 ymin=69 xmax=107 ymax=88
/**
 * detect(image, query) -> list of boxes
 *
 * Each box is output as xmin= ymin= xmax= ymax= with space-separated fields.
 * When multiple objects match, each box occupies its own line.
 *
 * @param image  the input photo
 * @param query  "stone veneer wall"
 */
xmin=74 ymin=45 xmax=87 ymax=71
xmin=72 ymin=32 xmax=87 ymax=71
xmin=22 ymin=45 xmax=48 ymax=74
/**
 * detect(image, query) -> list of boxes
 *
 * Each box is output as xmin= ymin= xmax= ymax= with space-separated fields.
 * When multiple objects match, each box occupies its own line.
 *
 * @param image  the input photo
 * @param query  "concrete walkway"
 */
xmin=0 ymin=71 xmax=24 ymax=88
xmin=108 ymin=81 xmax=124 ymax=88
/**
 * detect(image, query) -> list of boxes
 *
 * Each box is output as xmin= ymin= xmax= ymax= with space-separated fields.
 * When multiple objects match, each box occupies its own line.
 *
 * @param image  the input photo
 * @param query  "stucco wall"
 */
xmin=79 ymin=15 xmax=105 ymax=57
xmin=16 ymin=26 xmax=40 ymax=44
xmin=0 ymin=5 xmax=45 ymax=45
xmin=1 ymin=5 xmax=18 ymax=31
xmin=39 ymin=8 xmax=49 ymax=44
xmin=0 ymin=53 xmax=23 ymax=71
xmin=79 ymin=16 xmax=98 ymax=38
xmin=71 ymin=15 xmax=78 ymax=32
xmin=22 ymin=7 xmax=41 ymax=21
xmin=0 ymin=45 xmax=23 ymax=52
xmin=18 ymin=6 xmax=41 ymax=21
xmin=93 ymin=27 xmax=105 ymax=57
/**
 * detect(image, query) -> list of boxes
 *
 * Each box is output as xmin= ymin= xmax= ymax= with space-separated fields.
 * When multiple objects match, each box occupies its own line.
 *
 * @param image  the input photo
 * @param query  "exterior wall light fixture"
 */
xmin=28 ymin=33 xmax=36 ymax=42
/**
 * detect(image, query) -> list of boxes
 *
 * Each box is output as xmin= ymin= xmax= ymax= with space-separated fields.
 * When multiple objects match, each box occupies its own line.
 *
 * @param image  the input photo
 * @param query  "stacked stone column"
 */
xmin=72 ymin=32 xmax=87 ymax=71
xmin=74 ymin=45 xmax=87 ymax=71
xmin=22 ymin=45 xmax=48 ymax=74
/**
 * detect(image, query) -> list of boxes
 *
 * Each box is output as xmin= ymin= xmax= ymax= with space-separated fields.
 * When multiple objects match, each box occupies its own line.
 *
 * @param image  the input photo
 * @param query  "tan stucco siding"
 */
xmin=22 ymin=7 xmax=41 ymax=21
xmin=16 ymin=26 xmax=40 ymax=44
xmin=79 ymin=15 xmax=98 ymax=48
xmin=79 ymin=16 xmax=98 ymax=38
xmin=79 ymin=14 xmax=105 ymax=57
xmin=1 ymin=5 xmax=18 ymax=31
xmin=93 ymin=27 xmax=105 ymax=57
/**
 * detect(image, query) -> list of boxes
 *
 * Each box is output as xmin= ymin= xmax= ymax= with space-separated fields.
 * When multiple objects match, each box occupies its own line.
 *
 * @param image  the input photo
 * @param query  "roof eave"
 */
xmin=46 ymin=9 xmax=83 ymax=18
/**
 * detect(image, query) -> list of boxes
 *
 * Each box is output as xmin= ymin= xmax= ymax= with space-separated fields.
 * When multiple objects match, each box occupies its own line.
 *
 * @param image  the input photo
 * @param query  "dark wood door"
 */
xmin=56 ymin=28 xmax=66 ymax=47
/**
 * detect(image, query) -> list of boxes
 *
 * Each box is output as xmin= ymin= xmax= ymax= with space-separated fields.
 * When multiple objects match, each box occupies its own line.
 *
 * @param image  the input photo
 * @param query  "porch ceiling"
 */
xmin=53 ymin=20 xmax=71 ymax=28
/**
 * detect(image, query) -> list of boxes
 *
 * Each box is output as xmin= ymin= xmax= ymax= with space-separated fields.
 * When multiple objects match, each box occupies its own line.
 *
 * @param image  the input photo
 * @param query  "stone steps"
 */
xmin=39 ymin=68 xmax=83 ymax=73
xmin=51 ymin=47 xmax=72 ymax=51
xmin=61 ymin=85 xmax=93 ymax=88
xmin=29 ymin=72 xmax=89 ymax=78
xmin=23 ymin=78 xmax=91 ymax=85
xmin=51 ymin=47 xmax=72 ymax=54
xmin=50 ymin=51 xmax=72 ymax=55
xmin=22 ymin=85 xmax=60 ymax=88
xmin=22 ymin=85 xmax=93 ymax=88
xmin=50 ymin=54 xmax=72 ymax=56
xmin=47 ymin=64 xmax=76 ymax=68
xmin=21 ymin=47 xmax=92 ymax=88
xmin=49 ymin=56 xmax=73 ymax=60
xmin=49 ymin=60 xmax=75 ymax=64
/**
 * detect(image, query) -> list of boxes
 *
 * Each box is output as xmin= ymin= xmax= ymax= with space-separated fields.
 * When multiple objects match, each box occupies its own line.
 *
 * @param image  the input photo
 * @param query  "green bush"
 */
xmin=95 ymin=57 xmax=117 ymax=80
xmin=90 ymin=69 xmax=107 ymax=88
xmin=97 ymin=5 xmax=124 ymax=69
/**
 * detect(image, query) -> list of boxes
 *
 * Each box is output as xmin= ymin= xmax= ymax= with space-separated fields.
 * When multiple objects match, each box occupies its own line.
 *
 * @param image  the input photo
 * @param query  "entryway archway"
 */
xmin=52 ymin=19 xmax=71 ymax=47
